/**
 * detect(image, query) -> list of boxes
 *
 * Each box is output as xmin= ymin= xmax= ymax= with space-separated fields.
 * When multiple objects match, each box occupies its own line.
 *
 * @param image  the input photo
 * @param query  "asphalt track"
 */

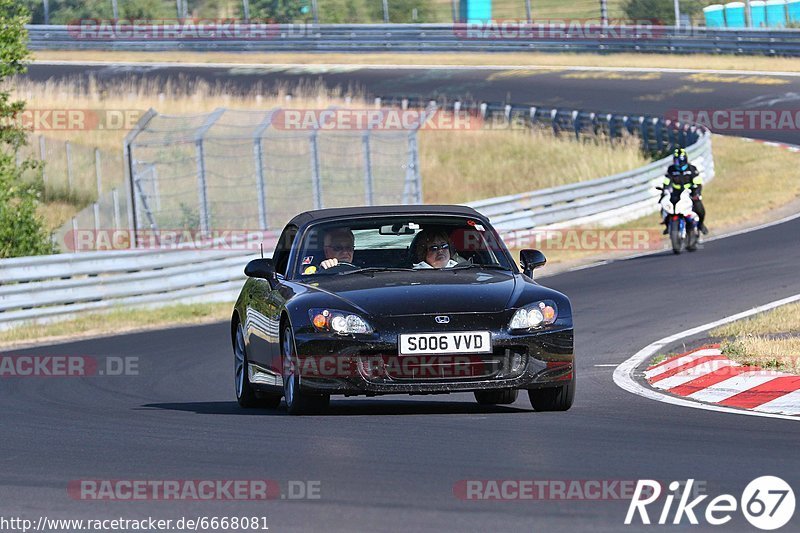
xmin=3 ymin=63 xmax=800 ymax=532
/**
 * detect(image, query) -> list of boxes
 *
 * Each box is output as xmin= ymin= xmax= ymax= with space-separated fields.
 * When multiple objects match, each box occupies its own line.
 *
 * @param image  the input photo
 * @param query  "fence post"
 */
xmin=123 ymin=108 xmax=158 ymax=246
xmin=310 ymin=128 xmax=323 ymax=210
xmin=39 ymin=136 xmax=47 ymax=187
xmin=193 ymin=108 xmax=225 ymax=234
xmin=65 ymin=141 xmax=73 ymax=193
xmin=94 ymin=147 xmax=102 ymax=198
xmin=403 ymin=129 xmax=422 ymax=204
xmin=252 ymin=111 xmax=274 ymax=230
xmin=112 ymin=188 xmax=121 ymax=230
xmin=93 ymin=203 xmax=100 ymax=250
xmin=71 ymin=217 xmax=79 ymax=253
xmin=363 ymin=127 xmax=374 ymax=205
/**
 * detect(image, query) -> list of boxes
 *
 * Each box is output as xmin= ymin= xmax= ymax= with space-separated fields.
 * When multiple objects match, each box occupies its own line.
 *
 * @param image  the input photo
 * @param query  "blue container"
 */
xmin=459 ymin=0 xmax=492 ymax=23
xmin=724 ymin=2 xmax=746 ymax=27
xmin=766 ymin=0 xmax=787 ymax=27
xmin=787 ymin=0 xmax=800 ymax=22
xmin=751 ymin=1 xmax=768 ymax=27
xmin=704 ymin=4 xmax=726 ymax=27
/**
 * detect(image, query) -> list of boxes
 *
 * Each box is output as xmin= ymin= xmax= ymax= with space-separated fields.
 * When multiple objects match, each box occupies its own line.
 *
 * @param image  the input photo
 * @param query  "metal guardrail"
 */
xmin=0 ymin=248 xmax=254 ymax=330
xmin=26 ymin=24 xmax=800 ymax=56
xmin=0 ymin=98 xmax=712 ymax=331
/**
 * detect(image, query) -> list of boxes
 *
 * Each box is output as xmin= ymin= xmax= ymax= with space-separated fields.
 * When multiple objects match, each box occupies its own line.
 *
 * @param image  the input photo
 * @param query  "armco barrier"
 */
xmin=26 ymin=24 xmax=800 ymax=56
xmin=0 ymin=100 xmax=712 ymax=331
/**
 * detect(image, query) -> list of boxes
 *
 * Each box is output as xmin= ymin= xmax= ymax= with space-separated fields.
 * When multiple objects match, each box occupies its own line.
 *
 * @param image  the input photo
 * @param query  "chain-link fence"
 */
xmin=125 ymin=108 xmax=421 ymax=238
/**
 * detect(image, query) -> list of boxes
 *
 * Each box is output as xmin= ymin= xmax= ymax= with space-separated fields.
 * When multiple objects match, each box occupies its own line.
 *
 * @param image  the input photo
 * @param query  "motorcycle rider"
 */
xmin=660 ymin=147 xmax=707 ymax=235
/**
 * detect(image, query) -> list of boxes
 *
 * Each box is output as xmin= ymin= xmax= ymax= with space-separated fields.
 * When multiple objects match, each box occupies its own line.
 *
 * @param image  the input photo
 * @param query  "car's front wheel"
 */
xmin=527 ymin=373 xmax=575 ymax=412
xmin=473 ymin=389 xmax=519 ymax=405
xmin=282 ymin=326 xmax=330 ymax=415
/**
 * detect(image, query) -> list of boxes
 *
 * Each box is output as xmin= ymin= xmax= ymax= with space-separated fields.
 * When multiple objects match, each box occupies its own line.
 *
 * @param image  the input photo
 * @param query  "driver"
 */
xmin=320 ymin=228 xmax=355 ymax=270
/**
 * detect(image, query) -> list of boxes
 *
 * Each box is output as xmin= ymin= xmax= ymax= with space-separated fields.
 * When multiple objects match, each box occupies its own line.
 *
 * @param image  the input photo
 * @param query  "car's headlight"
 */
xmin=309 ymin=308 xmax=373 ymax=335
xmin=509 ymin=301 xmax=557 ymax=331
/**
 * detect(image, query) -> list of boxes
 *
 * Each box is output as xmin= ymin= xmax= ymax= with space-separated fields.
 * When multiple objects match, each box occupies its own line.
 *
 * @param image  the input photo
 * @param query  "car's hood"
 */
xmin=304 ymin=269 xmax=518 ymax=316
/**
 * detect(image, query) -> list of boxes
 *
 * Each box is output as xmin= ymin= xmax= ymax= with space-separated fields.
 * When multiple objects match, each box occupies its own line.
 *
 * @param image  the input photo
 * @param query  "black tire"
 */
xmin=474 ymin=389 xmax=519 ymax=405
xmin=234 ymin=323 xmax=280 ymax=408
xmin=669 ymin=223 xmax=684 ymax=255
xmin=528 ymin=373 xmax=575 ymax=412
xmin=686 ymin=227 xmax=699 ymax=252
xmin=282 ymin=326 xmax=330 ymax=416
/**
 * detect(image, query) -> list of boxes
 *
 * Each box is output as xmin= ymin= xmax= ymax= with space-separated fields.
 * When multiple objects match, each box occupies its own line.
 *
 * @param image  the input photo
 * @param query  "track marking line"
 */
xmin=613 ymin=292 xmax=800 ymax=421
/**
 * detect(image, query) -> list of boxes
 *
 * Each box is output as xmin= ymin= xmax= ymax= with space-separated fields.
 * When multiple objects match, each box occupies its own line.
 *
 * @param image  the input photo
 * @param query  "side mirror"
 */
xmin=244 ymin=258 xmax=275 ymax=281
xmin=520 ymin=249 xmax=546 ymax=278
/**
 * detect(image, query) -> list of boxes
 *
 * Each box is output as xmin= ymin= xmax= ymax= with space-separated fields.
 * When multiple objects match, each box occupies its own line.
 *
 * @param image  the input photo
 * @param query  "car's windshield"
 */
xmin=294 ymin=215 xmax=514 ymax=277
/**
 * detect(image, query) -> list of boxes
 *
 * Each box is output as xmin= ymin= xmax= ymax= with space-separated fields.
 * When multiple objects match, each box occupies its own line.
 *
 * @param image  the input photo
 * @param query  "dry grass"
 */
xmin=0 ymin=302 xmax=232 ymax=349
xmin=721 ymin=336 xmax=800 ymax=374
xmin=711 ymin=301 xmax=800 ymax=374
xmin=712 ymin=302 xmax=800 ymax=338
xmin=34 ymin=50 xmax=800 ymax=73
xmin=419 ymin=128 xmax=647 ymax=203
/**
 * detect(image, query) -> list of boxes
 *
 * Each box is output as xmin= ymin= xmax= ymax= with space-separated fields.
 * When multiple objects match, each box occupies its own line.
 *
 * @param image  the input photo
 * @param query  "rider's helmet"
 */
xmin=673 ymin=147 xmax=689 ymax=171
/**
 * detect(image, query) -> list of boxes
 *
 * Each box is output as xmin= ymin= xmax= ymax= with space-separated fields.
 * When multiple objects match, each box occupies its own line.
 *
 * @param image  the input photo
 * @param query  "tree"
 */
xmin=248 ymin=0 xmax=306 ymax=23
xmin=622 ymin=0 xmax=707 ymax=25
xmin=0 ymin=0 xmax=55 ymax=257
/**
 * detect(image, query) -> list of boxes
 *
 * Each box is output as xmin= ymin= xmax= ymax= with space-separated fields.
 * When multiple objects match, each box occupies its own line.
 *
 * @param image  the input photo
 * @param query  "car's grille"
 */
xmin=357 ymin=348 xmax=528 ymax=383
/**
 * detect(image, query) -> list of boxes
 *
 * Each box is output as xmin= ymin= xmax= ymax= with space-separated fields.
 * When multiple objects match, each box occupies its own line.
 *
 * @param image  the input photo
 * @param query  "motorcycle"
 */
xmin=657 ymin=186 xmax=700 ymax=254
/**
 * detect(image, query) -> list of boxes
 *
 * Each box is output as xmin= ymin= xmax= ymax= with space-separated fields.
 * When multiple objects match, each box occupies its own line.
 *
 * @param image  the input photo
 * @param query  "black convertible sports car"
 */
xmin=231 ymin=205 xmax=574 ymax=415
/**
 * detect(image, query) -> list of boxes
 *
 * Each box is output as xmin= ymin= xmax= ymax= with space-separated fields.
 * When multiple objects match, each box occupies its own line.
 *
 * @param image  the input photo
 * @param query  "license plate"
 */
xmin=398 ymin=331 xmax=492 ymax=356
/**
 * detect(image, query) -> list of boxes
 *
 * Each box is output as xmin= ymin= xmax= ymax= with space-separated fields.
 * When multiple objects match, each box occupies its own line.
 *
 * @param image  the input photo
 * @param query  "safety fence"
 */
xmin=26 ymin=24 xmax=800 ymax=56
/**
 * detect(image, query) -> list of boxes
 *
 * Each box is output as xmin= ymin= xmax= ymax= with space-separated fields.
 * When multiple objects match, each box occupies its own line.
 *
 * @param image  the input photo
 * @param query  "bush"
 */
xmin=622 ymin=0 xmax=707 ymax=25
xmin=0 ymin=0 xmax=56 ymax=257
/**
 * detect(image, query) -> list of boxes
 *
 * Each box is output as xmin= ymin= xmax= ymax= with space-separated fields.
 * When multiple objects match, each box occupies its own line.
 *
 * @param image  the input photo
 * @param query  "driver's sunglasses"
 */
xmin=427 ymin=242 xmax=450 ymax=253
xmin=325 ymin=244 xmax=354 ymax=252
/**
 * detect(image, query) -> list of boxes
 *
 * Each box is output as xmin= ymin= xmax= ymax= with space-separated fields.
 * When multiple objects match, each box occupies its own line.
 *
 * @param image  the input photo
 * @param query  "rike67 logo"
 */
xmin=626 ymin=477 xmax=795 ymax=530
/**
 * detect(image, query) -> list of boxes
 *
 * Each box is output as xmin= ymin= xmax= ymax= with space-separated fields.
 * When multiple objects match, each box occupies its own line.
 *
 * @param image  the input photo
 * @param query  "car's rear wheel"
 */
xmin=235 ymin=323 xmax=280 ymax=408
xmin=473 ymin=389 xmax=519 ymax=405
xmin=528 ymin=373 xmax=575 ymax=412
xmin=282 ymin=326 xmax=330 ymax=416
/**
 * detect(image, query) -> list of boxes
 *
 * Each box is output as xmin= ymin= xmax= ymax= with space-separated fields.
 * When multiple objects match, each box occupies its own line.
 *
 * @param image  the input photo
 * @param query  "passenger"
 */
xmin=413 ymin=229 xmax=459 ymax=269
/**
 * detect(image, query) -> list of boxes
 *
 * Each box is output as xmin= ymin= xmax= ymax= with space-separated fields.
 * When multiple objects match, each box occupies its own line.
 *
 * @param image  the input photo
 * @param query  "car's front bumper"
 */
xmin=291 ymin=327 xmax=574 ymax=396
